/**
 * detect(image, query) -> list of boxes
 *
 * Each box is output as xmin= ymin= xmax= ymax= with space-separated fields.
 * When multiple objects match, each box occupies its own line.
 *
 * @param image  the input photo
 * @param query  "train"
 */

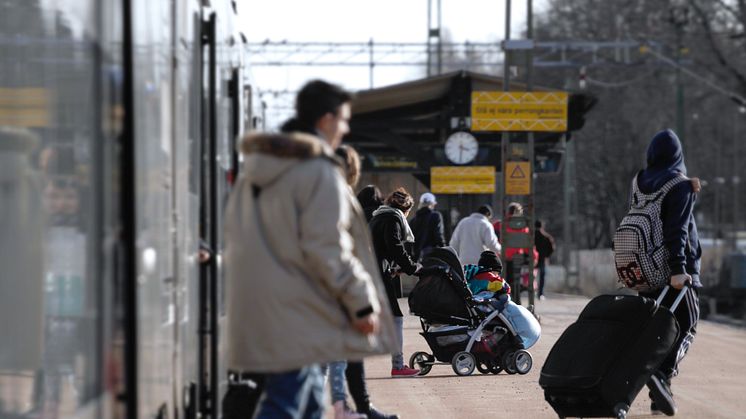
xmin=0 ymin=1 xmax=261 ymax=418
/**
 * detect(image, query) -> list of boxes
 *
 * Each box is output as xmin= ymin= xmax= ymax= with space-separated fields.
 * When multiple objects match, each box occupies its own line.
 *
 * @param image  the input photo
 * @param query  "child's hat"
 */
xmin=478 ymin=250 xmax=502 ymax=272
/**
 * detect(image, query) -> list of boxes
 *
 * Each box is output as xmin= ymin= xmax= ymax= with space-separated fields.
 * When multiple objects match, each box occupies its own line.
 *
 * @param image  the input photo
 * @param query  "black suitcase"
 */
xmin=539 ymin=286 xmax=689 ymax=418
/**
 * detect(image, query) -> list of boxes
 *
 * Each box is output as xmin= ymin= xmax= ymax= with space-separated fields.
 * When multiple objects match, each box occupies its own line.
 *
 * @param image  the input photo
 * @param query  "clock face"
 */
xmin=445 ymin=131 xmax=478 ymax=164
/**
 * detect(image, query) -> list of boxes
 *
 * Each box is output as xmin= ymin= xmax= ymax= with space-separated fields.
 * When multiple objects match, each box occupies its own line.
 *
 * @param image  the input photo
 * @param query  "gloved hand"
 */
xmin=670 ymin=273 xmax=692 ymax=290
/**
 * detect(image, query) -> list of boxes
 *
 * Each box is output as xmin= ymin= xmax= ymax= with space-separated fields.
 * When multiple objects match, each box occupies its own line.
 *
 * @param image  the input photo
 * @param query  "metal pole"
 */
xmin=734 ymin=109 xmax=741 ymax=249
xmin=526 ymin=0 xmax=536 ymax=310
xmin=675 ymin=26 xmax=685 ymax=146
xmin=500 ymin=0 xmax=511 ymax=290
xmin=427 ymin=0 xmax=432 ymax=77
xmin=369 ymin=38 xmax=374 ymax=89
xmin=437 ymin=0 xmax=443 ymax=74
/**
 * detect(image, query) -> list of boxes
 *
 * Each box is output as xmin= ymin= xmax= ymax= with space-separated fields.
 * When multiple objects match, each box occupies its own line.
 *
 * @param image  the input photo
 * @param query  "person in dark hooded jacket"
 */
xmin=357 ymin=185 xmax=384 ymax=223
xmin=634 ymin=129 xmax=702 ymax=417
xmin=409 ymin=192 xmax=445 ymax=261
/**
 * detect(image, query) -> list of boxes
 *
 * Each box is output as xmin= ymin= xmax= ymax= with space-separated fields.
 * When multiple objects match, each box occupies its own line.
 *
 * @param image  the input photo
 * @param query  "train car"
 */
xmin=0 ymin=1 xmax=260 ymax=418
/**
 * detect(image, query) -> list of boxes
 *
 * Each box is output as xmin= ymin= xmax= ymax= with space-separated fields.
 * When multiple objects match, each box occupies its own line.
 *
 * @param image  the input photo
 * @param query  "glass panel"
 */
xmin=0 ymin=1 xmax=119 ymax=418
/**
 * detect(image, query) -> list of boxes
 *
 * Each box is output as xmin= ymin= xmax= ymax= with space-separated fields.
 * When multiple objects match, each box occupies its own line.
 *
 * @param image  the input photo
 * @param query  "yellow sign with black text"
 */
xmin=505 ymin=161 xmax=531 ymax=195
xmin=471 ymin=91 xmax=568 ymax=132
xmin=431 ymin=166 xmax=495 ymax=194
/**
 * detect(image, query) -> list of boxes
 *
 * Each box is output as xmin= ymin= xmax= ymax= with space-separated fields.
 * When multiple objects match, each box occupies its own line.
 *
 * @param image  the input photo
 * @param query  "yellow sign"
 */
xmin=431 ymin=166 xmax=495 ymax=194
xmin=0 ymin=88 xmax=51 ymax=127
xmin=471 ymin=91 xmax=568 ymax=132
xmin=505 ymin=161 xmax=531 ymax=195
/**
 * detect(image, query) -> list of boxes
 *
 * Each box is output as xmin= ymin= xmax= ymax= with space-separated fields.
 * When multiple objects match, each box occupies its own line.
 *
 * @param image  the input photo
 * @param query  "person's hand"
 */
xmin=690 ymin=177 xmax=701 ymax=193
xmin=670 ymin=273 xmax=692 ymax=290
xmin=352 ymin=312 xmax=379 ymax=335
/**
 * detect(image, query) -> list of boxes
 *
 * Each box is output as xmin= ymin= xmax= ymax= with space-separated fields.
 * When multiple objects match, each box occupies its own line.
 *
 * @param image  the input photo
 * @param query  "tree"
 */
xmin=531 ymin=0 xmax=743 ymax=249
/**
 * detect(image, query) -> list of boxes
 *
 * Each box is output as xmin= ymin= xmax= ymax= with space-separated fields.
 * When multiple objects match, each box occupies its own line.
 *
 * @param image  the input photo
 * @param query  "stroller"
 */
xmin=408 ymin=247 xmax=540 ymax=376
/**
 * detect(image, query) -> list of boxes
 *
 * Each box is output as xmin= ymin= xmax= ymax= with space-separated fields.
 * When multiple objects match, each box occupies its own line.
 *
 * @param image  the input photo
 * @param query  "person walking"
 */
xmin=334 ymin=145 xmax=399 ymax=419
xmin=223 ymin=80 xmax=397 ymax=419
xmin=369 ymin=188 xmax=421 ymax=378
xmin=409 ymin=192 xmax=445 ymax=261
xmin=493 ymin=202 xmax=538 ymax=299
xmin=534 ymin=220 xmax=556 ymax=300
xmin=632 ymin=129 xmax=702 ymax=416
xmin=449 ymin=204 xmax=501 ymax=266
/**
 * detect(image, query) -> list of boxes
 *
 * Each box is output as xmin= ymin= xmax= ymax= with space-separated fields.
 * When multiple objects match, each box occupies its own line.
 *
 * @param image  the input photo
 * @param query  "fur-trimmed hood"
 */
xmin=239 ymin=132 xmax=339 ymax=187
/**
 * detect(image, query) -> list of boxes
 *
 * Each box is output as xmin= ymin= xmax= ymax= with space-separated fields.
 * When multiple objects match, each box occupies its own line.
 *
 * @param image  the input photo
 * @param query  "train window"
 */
xmin=0 ymin=1 xmax=114 ymax=417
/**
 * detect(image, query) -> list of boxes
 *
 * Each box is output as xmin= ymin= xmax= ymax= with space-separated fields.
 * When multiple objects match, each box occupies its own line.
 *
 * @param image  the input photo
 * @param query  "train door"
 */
xmin=172 ymin=1 xmax=205 ymax=419
xmin=197 ymin=11 xmax=221 ymax=418
xmin=198 ymin=9 xmax=245 ymax=417
xmin=123 ymin=0 xmax=180 ymax=417
xmin=0 ymin=1 xmax=123 ymax=418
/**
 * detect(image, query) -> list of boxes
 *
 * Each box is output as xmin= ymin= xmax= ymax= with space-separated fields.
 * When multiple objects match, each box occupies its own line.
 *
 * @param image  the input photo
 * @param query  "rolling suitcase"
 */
xmin=539 ymin=286 xmax=689 ymax=418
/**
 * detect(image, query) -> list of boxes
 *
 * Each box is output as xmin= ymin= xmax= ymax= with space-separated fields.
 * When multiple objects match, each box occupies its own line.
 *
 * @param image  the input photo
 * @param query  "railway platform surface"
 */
xmin=352 ymin=293 xmax=746 ymax=419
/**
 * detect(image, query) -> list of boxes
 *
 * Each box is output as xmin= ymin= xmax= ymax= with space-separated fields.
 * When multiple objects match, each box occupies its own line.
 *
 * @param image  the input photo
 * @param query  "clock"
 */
xmin=444 ymin=131 xmax=478 ymax=164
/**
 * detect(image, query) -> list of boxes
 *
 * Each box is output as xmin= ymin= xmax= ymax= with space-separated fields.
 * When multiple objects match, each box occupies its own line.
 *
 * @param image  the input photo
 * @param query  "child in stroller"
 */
xmin=407 ymin=247 xmax=540 ymax=376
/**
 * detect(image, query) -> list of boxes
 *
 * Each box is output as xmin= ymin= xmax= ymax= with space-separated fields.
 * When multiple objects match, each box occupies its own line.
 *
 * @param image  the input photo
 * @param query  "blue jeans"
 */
xmin=328 ymin=360 xmax=348 ymax=403
xmin=392 ymin=316 xmax=404 ymax=369
xmin=255 ymin=364 xmax=325 ymax=419
xmin=320 ymin=361 xmax=348 ymax=403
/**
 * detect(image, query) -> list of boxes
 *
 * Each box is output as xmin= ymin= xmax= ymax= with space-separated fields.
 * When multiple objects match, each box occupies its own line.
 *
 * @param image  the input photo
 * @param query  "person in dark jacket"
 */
xmin=409 ymin=192 xmax=445 ymax=261
xmin=357 ymin=185 xmax=384 ymax=223
xmin=534 ymin=220 xmax=555 ymax=300
xmin=635 ymin=129 xmax=701 ymax=417
xmin=369 ymin=188 xmax=421 ymax=377
xmin=336 ymin=147 xmax=399 ymax=419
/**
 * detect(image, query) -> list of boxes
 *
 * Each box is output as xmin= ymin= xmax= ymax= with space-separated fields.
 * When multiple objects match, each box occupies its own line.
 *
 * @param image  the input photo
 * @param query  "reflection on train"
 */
xmin=0 ymin=1 xmax=261 ymax=418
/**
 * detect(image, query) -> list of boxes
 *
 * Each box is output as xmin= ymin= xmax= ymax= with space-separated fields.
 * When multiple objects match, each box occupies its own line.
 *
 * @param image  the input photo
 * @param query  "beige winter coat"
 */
xmin=223 ymin=132 xmax=397 ymax=373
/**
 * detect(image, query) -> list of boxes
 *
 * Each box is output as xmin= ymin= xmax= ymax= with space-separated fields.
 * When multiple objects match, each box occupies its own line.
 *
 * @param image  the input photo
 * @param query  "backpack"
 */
xmin=613 ymin=174 xmax=687 ymax=291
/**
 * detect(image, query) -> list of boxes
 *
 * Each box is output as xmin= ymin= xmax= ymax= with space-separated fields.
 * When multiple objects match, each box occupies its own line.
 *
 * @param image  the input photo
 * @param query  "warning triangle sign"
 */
xmin=510 ymin=164 xmax=526 ymax=179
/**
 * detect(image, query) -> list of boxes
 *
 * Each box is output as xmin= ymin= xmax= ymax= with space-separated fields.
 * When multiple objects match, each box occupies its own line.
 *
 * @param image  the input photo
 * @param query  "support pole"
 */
xmin=500 ymin=0 xmax=512 ymax=281
xmin=526 ymin=0 xmax=536 ymax=310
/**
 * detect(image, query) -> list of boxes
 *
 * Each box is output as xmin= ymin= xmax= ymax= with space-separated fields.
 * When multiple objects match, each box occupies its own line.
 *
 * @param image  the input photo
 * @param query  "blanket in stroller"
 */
xmin=502 ymin=301 xmax=541 ymax=349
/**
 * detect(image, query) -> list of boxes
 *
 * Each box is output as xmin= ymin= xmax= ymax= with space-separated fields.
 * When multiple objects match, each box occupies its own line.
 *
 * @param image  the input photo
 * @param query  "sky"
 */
xmin=239 ymin=0 xmax=548 ymax=127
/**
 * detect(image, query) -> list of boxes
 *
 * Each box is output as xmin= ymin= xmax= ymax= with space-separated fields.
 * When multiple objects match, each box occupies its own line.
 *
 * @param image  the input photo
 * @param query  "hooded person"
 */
xmin=223 ymin=80 xmax=397 ymax=419
xmin=356 ymin=185 xmax=384 ymax=223
xmin=409 ymin=192 xmax=445 ymax=261
xmin=634 ymin=129 xmax=702 ymax=417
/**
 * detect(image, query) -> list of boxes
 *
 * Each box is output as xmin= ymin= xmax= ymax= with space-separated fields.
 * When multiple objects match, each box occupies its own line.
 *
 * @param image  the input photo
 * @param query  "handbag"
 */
xmin=222 ymin=371 xmax=265 ymax=419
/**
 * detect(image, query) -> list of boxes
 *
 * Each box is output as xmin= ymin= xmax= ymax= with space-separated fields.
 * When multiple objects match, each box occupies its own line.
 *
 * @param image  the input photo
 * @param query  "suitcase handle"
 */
xmin=655 ymin=281 xmax=692 ymax=313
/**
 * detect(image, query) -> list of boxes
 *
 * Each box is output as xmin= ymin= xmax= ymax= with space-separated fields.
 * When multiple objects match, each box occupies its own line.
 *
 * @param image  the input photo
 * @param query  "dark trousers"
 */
xmin=640 ymin=286 xmax=700 ymax=379
xmin=345 ymin=361 xmax=370 ymax=412
xmin=537 ymin=259 xmax=547 ymax=296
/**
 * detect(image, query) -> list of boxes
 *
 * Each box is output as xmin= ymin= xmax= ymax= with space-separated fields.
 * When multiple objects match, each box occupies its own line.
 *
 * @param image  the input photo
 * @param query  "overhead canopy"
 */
xmin=346 ymin=70 xmax=596 ymax=174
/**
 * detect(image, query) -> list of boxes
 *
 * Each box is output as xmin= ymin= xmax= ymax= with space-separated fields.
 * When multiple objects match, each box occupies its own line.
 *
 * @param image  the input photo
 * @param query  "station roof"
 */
xmin=345 ymin=70 xmax=596 ymax=174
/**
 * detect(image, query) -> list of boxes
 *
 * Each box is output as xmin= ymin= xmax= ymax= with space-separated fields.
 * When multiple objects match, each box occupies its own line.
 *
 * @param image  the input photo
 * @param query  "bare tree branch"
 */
xmin=687 ymin=0 xmax=746 ymax=92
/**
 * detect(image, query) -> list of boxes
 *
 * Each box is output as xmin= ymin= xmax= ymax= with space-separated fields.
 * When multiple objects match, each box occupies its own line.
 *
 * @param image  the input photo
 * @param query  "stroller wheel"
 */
xmin=489 ymin=360 xmax=503 ymax=374
xmin=514 ymin=350 xmax=533 ymax=374
xmin=409 ymin=351 xmax=433 ymax=376
xmin=502 ymin=351 xmax=517 ymax=375
xmin=476 ymin=362 xmax=491 ymax=374
xmin=451 ymin=351 xmax=476 ymax=376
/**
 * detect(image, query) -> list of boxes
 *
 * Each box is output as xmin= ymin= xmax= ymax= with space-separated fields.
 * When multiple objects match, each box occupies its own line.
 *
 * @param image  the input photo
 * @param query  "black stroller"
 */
xmin=407 ymin=247 xmax=534 ymax=376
